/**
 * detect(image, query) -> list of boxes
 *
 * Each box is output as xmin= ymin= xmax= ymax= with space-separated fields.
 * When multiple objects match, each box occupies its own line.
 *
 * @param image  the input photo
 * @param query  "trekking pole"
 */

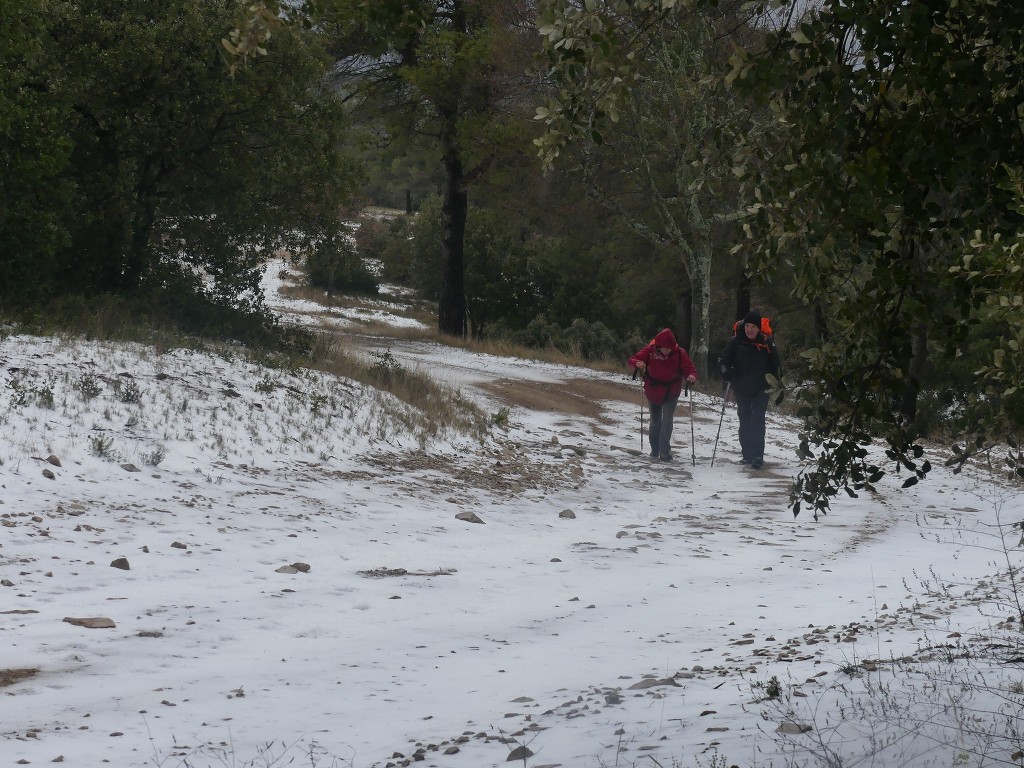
xmin=710 ymin=382 xmax=731 ymax=468
xmin=687 ymin=384 xmax=696 ymax=466
xmin=632 ymin=367 xmax=643 ymax=451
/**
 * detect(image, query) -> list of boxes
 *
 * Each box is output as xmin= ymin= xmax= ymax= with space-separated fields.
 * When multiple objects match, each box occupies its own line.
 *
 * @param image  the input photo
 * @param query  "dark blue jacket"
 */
xmin=719 ymin=331 xmax=781 ymax=397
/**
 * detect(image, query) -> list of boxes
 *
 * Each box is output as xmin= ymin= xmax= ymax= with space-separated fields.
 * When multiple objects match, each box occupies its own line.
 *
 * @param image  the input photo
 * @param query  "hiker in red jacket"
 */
xmin=629 ymin=328 xmax=698 ymax=462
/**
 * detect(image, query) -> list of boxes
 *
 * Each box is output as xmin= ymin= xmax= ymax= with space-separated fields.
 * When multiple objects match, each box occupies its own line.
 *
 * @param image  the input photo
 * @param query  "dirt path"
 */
xmin=479 ymin=377 xmax=636 ymax=419
xmin=341 ymin=331 xmax=646 ymax=421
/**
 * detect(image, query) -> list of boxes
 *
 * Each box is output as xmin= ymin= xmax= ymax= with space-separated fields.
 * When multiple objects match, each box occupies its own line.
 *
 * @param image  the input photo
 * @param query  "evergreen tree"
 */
xmin=4 ymin=0 xmax=362 ymax=327
xmin=233 ymin=0 xmax=539 ymax=338
xmin=0 ymin=0 xmax=73 ymax=305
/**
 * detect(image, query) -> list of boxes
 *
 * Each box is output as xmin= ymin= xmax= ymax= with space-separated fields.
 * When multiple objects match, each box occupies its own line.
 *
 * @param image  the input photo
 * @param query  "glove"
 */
xmin=774 ymin=390 xmax=785 ymax=406
xmin=720 ymin=365 xmax=732 ymax=382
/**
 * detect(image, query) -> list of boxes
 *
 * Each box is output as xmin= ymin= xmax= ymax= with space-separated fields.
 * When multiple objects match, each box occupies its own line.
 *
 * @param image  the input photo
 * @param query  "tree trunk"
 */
xmin=125 ymin=193 xmax=156 ymax=292
xmin=735 ymin=270 xmax=750 ymax=324
xmin=676 ymin=271 xmax=693 ymax=351
xmin=688 ymin=238 xmax=713 ymax=381
xmin=813 ymin=299 xmax=830 ymax=342
xmin=900 ymin=322 xmax=927 ymax=426
xmin=900 ymin=237 xmax=931 ymax=426
xmin=437 ymin=111 xmax=467 ymax=338
xmin=326 ymin=263 xmax=336 ymax=298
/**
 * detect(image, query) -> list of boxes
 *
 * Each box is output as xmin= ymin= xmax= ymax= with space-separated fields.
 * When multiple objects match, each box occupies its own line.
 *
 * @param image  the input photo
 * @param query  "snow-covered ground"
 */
xmin=1 ymin=264 xmax=1021 ymax=768
xmin=260 ymin=255 xmax=429 ymax=331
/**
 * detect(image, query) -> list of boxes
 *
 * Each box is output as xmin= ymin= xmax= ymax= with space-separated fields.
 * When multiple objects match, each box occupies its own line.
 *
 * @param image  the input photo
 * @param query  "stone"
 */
xmin=776 ymin=721 xmax=813 ymax=735
xmin=627 ymin=677 xmax=679 ymax=690
xmin=63 ymin=617 xmax=116 ymax=629
xmin=455 ymin=511 xmax=484 ymax=524
xmin=110 ymin=558 xmax=130 ymax=570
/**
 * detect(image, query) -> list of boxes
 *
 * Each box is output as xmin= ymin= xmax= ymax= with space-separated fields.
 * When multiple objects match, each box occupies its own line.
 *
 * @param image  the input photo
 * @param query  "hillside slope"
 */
xmin=2 ymin=268 xmax=1021 ymax=768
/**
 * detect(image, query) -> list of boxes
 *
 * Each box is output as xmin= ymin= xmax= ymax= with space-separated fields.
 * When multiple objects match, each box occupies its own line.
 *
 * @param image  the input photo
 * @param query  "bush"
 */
xmin=558 ymin=318 xmax=622 ymax=361
xmin=353 ymin=216 xmax=391 ymax=263
xmin=374 ymin=216 xmax=418 ymax=285
xmin=306 ymin=237 xmax=378 ymax=296
xmin=496 ymin=315 xmax=635 ymax=363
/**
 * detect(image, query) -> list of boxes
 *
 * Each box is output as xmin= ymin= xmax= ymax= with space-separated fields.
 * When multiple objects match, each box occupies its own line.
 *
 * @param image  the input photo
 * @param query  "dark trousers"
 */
xmin=647 ymin=396 xmax=679 ymax=458
xmin=735 ymin=391 xmax=769 ymax=462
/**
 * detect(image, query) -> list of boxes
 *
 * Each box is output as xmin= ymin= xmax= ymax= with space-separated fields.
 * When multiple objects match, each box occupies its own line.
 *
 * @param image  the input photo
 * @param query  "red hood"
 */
xmin=654 ymin=329 xmax=677 ymax=348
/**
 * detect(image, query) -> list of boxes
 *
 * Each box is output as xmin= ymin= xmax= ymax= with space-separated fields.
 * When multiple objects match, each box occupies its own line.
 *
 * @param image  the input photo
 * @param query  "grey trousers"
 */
xmin=647 ymin=396 xmax=679 ymax=458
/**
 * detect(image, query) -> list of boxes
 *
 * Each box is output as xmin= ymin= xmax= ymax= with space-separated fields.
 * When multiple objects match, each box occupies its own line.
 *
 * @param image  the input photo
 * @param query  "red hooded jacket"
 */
xmin=628 ymin=328 xmax=698 ymax=404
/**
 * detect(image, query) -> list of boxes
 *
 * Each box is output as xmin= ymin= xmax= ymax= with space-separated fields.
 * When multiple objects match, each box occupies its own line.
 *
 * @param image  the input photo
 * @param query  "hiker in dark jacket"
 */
xmin=719 ymin=310 xmax=781 ymax=469
xmin=629 ymin=328 xmax=698 ymax=462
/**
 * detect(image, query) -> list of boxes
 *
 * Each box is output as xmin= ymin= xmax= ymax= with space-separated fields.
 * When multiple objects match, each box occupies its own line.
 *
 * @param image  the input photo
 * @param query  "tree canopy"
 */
xmin=735 ymin=0 xmax=1024 ymax=516
xmin=537 ymin=2 xmax=763 ymax=377
xmin=0 ymin=0 xmax=73 ymax=303
xmin=1 ymin=0 xmax=360 ymax=335
xmin=538 ymin=0 xmax=1024 ymax=515
xmin=279 ymin=0 xmax=541 ymax=338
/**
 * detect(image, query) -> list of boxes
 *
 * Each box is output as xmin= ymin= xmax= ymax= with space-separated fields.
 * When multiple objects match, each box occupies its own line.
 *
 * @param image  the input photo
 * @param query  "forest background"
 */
xmin=3 ymin=0 xmax=1024 ymax=516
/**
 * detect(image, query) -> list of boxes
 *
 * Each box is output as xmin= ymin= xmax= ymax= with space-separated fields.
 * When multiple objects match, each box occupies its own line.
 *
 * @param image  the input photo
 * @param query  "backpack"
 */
xmin=638 ymin=339 xmax=686 ymax=386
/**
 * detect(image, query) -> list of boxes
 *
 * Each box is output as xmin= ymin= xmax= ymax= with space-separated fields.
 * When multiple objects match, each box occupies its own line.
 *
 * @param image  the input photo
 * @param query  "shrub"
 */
xmin=558 ymin=318 xmax=622 ymax=361
xmin=306 ymin=236 xmax=379 ymax=296
xmin=497 ymin=315 xmax=634 ymax=363
xmin=374 ymin=216 xmax=417 ymax=285
xmin=116 ymin=379 xmax=142 ymax=404
xmin=141 ymin=446 xmax=166 ymax=467
xmin=89 ymin=433 xmax=115 ymax=458
xmin=368 ymin=349 xmax=405 ymax=387
xmin=77 ymin=373 xmax=103 ymax=400
xmin=353 ymin=216 xmax=390 ymax=263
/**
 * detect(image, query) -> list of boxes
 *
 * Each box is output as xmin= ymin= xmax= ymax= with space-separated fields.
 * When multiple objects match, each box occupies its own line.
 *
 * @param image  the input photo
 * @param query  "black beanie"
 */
xmin=743 ymin=310 xmax=762 ymax=327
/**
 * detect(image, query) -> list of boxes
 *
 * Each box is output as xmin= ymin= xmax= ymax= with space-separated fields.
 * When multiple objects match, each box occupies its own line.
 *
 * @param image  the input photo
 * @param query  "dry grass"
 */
xmin=0 ymin=668 xmax=39 ymax=688
xmin=305 ymin=330 xmax=490 ymax=444
xmin=357 ymin=567 xmax=457 ymax=578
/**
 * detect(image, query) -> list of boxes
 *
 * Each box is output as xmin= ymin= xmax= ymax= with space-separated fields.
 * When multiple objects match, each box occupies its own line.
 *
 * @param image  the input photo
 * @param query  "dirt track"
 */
xmin=478 ymin=377 xmax=636 ymax=419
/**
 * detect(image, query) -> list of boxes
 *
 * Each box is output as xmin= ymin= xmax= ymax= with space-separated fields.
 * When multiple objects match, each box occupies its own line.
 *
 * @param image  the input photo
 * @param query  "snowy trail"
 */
xmin=1 ymin=273 xmax=1015 ymax=768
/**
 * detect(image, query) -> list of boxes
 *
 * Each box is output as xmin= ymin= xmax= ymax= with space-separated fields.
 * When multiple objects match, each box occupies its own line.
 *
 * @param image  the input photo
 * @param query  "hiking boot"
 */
xmin=650 ymin=449 xmax=659 ymax=459
xmin=660 ymin=453 xmax=673 ymax=462
xmin=750 ymin=457 xmax=763 ymax=469
xmin=739 ymin=457 xmax=750 ymax=465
